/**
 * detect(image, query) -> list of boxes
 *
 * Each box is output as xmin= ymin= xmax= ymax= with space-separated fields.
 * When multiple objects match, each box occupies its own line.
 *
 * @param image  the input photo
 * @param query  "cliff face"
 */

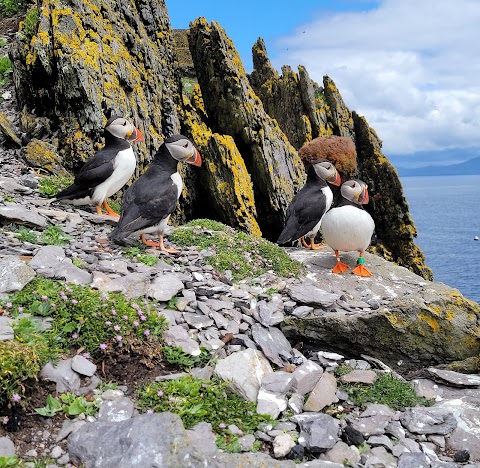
xmin=9 ymin=0 xmax=431 ymax=279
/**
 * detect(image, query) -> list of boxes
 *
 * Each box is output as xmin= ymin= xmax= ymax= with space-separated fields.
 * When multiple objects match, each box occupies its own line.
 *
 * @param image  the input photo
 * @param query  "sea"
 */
xmin=400 ymin=175 xmax=480 ymax=305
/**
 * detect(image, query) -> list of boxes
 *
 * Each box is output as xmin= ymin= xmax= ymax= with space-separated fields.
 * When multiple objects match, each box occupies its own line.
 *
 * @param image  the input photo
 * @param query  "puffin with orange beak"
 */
xmin=321 ymin=179 xmax=375 ymax=276
xmin=110 ymin=135 xmax=201 ymax=253
xmin=277 ymin=159 xmax=341 ymax=249
xmin=55 ymin=115 xmax=143 ymax=217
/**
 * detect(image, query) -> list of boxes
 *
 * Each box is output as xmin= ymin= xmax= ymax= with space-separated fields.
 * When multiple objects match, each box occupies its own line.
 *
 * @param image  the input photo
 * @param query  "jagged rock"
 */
xmin=98 ymin=398 xmax=135 ymax=423
xmin=256 ymin=388 xmax=288 ymax=420
xmin=0 ymin=316 xmax=15 ymax=341
xmin=400 ymin=407 xmax=457 ymax=435
xmin=147 ymin=273 xmax=184 ymax=302
xmin=367 ymin=434 xmax=394 ymax=452
xmin=353 ymin=111 xmax=432 ymax=279
xmin=423 ymin=368 xmax=480 ymax=387
xmin=214 ymin=348 xmax=272 ymax=402
xmin=39 ymin=359 xmax=81 ymax=393
xmin=188 ymin=18 xmax=304 ymax=239
xmin=273 ymin=433 xmax=296 ymax=459
xmin=350 ymin=414 xmax=393 ymax=437
xmin=0 ymin=112 xmax=21 ymax=147
xmin=0 ymin=176 xmax=32 ymax=194
xmin=283 ymin=249 xmax=480 ymax=368
xmin=71 ymin=355 xmax=96 ymax=377
xmin=297 ymin=413 xmax=340 ymax=453
xmin=11 ymin=0 xmax=180 ymax=172
xmin=0 ymin=203 xmax=47 ymax=227
xmin=397 ymin=452 xmax=430 ymax=468
xmin=363 ymin=446 xmax=397 ymax=468
xmin=291 ymin=359 xmax=324 ymax=395
xmin=0 ymin=255 xmax=35 ymax=293
xmin=0 ymin=436 xmax=16 ymax=457
xmin=251 ymin=323 xmax=293 ymax=367
xmin=90 ymin=271 xmax=124 ymax=293
xmin=303 ymin=372 xmax=337 ymax=412
xmin=286 ymin=282 xmax=340 ymax=308
xmin=163 ymin=325 xmax=201 ymax=356
xmin=340 ymin=370 xmax=377 ymax=384
xmin=22 ymin=139 xmax=69 ymax=176
xmin=252 ymin=299 xmax=284 ymax=327
xmin=320 ymin=441 xmax=360 ymax=465
xmin=68 ymin=413 xmax=205 ymax=467
xmin=185 ymin=422 xmax=218 ymax=457
xmin=114 ymin=273 xmax=150 ymax=299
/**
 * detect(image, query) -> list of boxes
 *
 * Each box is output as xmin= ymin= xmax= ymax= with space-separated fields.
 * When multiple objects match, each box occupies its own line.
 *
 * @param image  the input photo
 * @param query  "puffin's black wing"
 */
xmin=277 ymin=184 xmax=328 ymax=244
xmin=110 ymin=168 xmax=178 ymax=239
xmin=55 ymin=145 xmax=121 ymax=200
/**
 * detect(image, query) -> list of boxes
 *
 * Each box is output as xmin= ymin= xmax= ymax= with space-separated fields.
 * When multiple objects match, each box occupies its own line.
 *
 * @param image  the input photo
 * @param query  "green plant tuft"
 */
xmin=38 ymin=175 xmax=74 ymax=198
xmin=169 ymin=219 xmax=303 ymax=281
xmin=337 ymin=366 xmax=433 ymax=410
xmin=23 ymin=7 xmax=39 ymax=38
xmin=40 ymin=225 xmax=72 ymax=245
xmin=123 ymin=246 xmax=158 ymax=266
xmin=136 ymin=376 xmax=271 ymax=451
xmin=162 ymin=346 xmax=211 ymax=371
xmin=36 ymin=393 xmax=100 ymax=418
xmin=0 ymin=0 xmax=27 ymax=16
xmin=15 ymin=226 xmax=37 ymax=243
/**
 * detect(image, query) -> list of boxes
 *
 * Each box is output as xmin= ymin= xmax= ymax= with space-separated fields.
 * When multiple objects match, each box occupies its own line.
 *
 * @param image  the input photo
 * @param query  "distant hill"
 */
xmin=397 ymin=157 xmax=480 ymax=177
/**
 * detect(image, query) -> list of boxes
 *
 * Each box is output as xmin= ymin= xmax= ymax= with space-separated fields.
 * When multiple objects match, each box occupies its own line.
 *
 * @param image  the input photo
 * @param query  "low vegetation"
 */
xmin=335 ymin=365 xmax=432 ymax=410
xmin=136 ymin=376 xmax=270 ymax=452
xmin=0 ymin=0 xmax=27 ymax=17
xmin=123 ymin=245 xmax=158 ymax=266
xmin=170 ymin=219 xmax=303 ymax=281
xmin=22 ymin=6 xmax=38 ymax=38
xmin=0 ymin=55 xmax=11 ymax=88
xmin=38 ymin=175 xmax=74 ymax=197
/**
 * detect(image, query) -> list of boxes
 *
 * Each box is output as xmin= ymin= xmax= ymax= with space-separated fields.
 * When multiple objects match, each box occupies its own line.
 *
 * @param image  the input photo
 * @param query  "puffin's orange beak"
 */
xmin=187 ymin=148 xmax=202 ymax=167
xmin=359 ymin=186 xmax=369 ymax=204
xmin=130 ymin=127 xmax=144 ymax=142
xmin=329 ymin=170 xmax=341 ymax=186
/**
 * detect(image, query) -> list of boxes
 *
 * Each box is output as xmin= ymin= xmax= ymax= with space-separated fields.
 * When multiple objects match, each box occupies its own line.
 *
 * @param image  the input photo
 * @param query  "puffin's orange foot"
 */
xmin=352 ymin=264 xmax=372 ymax=277
xmin=102 ymin=202 xmax=120 ymax=218
xmin=301 ymin=237 xmax=327 ymax=250
xmin=332 ymin=262 xmax=349 ymax=274
xmin=161 ymin=247 xmax=180 ymax=254
xmin=141 ymin=234 xmax=160 ymax=247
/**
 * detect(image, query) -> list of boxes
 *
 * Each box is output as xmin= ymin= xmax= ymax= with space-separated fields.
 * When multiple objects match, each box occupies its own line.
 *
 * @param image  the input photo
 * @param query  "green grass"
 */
xmin=0 ymin=0 xmax=27 ymax=17
xmin=39 ymin=225 xmax=72 ymax=245
xmin=38 ymin=175 xmax=74 ymax=197
xmin=336 ymin=366 xmax=433 ymax=410
xmin=162 ymin=346 xmax=211 ymax=371
xmin=22 ymin=7 xmax=38 ymax=38
xmin=136 ymin=376 xmax=271 ymax=451
xmin=15 ymin=226 xmax=38 ymax=243
xmin=169 ymin=219 xmax=303 ymax=281
xmin=0 ymin=56 xmax=12 ymax=88
xmin=123 ymin=245 xmax=158 ymax=266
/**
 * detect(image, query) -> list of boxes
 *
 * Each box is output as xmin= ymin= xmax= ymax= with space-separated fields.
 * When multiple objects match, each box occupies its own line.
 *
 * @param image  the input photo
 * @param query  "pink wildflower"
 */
xmin=114 ymin=325 xmax=121 ymax=331
xmin=115 ymin=335 xmax=122 ymax=342
xmin=12 ymin=393 xmax=21 ymax=402
xmin=99 ymin=343 xmax=107 ymax=350
xmin=157 ymin=390 xmax=163 ymax=397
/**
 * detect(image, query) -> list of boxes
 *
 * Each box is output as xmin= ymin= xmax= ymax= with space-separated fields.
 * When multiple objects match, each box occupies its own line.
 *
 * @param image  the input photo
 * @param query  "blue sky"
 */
xmin=166 ymin=0 xmax=480 ymax=168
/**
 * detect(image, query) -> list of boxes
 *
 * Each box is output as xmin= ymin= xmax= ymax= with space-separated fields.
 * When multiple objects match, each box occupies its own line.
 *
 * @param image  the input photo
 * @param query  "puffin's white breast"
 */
xmin=170 ymin=172 xmax=183 ymax=199
xmin=321 ymin=205 xmax=375 ymax=252
xmin=91 ymin=147 xmax=136 ymax=205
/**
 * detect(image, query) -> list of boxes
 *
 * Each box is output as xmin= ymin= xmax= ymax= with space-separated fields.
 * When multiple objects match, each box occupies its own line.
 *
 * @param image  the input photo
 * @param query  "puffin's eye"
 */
xmin=183 ymin=143 xmax=188 ymax=148
xmin=351 ymin=183 xmax=356 ymax=188
xmin=122 ymin=121 xmax=127 ymax=126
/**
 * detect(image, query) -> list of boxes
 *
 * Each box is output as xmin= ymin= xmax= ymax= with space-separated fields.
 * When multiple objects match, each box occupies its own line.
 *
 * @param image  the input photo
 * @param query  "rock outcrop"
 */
xmin=7 ymin=0 xmax=430 ymax=277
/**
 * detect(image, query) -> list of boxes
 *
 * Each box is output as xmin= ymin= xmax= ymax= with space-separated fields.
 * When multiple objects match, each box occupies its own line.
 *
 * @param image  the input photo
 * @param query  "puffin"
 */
xmin=109 ymin=134 xmax=201 ymax=252
xmin=55 ymin=115 xmax=143 ymax=217
xmin=277 ymin=159 xmax=341 ymax=249
xmin=321 ymin=179 xmax=375 ymax=276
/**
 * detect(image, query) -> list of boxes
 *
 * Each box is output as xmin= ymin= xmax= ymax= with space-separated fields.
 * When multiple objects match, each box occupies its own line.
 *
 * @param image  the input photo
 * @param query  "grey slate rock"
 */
xmin=251 ymin=323 xmax=293 ymax=367
xmin=68 ymin=412 xmax=206 ymax=467
xmin=163 ymin=325 xmax=201 ymax=356
xmin=98 ymin=397 xmax=135 ymax=423
xmin=261 ymin=371 xmax=294 ymax=394
xmin=397 ymin=452 xmax=430 ymax=468
xmin=341 ymin=425 xmax=365 ymax=446
xmin=214 ymin=348 xmax=272 ymax=402
xmin=297 ymin=414 xmax=340 ymax=453
xmin=185 ymin=422 xmax=218 ymax=457
xmin=148 ymin=273 xmax=184 ymax=301
xmin=39 ymin=359 xmax=81 ymax=393
xmin=0 ymin=203 xmax=47 ymax=227
xmin=425 ymin=368 xmax=480 ymax=387
xmin=287 ymin=283 xmax=340 ymax=308
xmin=114 ymin=272 xmax=150 ymax=299
xmin=0 ymin=316 xmax=14 ymax=341
xmin=0 ymin=436 xmax=15 ymax=457
xmin=252 ymin=299 xmax=284 ymax=327
xmin=71 ymin=355 xmax=97 ymax=377
xmin=400 ymin=407 xmax=457 ymax=435
xmin=291 ymin=359 xmax=324 ymax=395
xmin=0 ymin=255 xmax=35 ymax=293
xmin=319 ymin=440 xmax=360 ymax=466
xmin=256 ymin=388 xmax=287 ymax=419
xmin=303 ymin=372 xmax=337 ymax=412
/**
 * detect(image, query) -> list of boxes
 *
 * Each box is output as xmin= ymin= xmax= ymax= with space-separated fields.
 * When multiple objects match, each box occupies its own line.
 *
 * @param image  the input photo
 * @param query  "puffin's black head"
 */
xmin=341 ymin=179 xmax=369 ymax=204
xmin=104 ymin=116 xmax=143 ymax=142
xmin=161 ymin=135 xmax=202 ymax=166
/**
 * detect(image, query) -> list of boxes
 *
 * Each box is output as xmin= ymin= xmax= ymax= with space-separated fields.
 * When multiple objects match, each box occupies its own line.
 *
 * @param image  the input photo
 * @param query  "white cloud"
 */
xmin=270 ymin=0 xmax=480 ymax=160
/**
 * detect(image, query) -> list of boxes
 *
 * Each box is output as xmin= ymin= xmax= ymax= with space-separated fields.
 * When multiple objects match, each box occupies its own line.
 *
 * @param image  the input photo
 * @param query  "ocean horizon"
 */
xmin=401 ymin=174 xmax=480 ymax=304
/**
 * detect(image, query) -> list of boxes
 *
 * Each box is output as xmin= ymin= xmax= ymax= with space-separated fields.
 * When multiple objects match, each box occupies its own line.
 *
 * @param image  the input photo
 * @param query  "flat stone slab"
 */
xmin=0 ymin=204 xmax=47 ymax=227
xmin=425 ymin=368 xmax=480 ymax=387
xmin=0 ymin=256 xmax=35 ymax=293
